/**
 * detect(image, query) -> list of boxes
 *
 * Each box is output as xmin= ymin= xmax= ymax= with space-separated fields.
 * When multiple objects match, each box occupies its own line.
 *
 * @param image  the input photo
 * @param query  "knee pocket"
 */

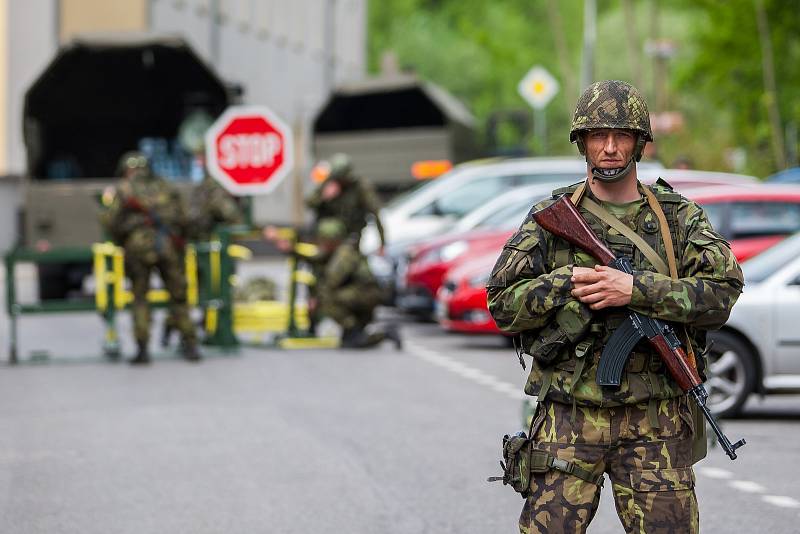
xmin=630 ymin=466 xmax=695 ymax=492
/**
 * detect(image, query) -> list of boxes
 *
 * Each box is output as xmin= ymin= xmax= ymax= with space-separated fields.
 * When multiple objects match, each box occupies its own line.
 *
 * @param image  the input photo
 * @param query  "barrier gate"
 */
xmin=4 ymin=226 xmax=324 ymax=364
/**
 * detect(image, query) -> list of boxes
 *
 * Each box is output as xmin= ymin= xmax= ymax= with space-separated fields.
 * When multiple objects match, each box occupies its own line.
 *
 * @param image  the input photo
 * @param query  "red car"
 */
xmin=436 ymin=182 xmax=800 ymax=335
xmin=397 ymin=229 xmax=510 ymax=315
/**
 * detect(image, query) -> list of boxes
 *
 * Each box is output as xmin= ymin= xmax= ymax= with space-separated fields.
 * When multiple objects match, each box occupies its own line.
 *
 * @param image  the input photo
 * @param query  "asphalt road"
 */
xmin=1 ymin=263 xmax=800 ymax=533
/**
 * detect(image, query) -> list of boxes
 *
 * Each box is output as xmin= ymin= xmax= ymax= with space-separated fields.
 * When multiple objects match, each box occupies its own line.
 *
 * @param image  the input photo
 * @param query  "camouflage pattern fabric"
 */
xmin=520 ymin=397 xmax=698 ymax=534
xmin=103 ymin=171 xmax=195 ymax=346
xmin=306 ymin=173 xmax=386 ymax=247
xmin=487 ymin=180 xmax=744 ymax=407
xmin=317 ymin=241 xmax=384 ymax=331
xmin=189 ymin=174 xmax=243 ymax=241
xmin=570 ymin=80 xmax=653 ymax=142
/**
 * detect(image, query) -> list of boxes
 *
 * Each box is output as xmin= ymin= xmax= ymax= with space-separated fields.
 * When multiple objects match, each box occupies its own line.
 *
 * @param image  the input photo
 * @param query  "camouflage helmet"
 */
xmin=328 ymin=153 xmax=353 ymax=181
xmin=317 ymin=217 xmax=347 ymax=241
xmin=116 ymin=150 xmax=150 ymax=176
xmin=570 ymin=80 xmax=653 ymax=150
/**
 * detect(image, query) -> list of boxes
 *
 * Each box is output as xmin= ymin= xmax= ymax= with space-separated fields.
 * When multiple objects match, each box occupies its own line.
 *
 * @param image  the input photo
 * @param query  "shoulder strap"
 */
xmin=642 ymin=186 xmax=678 ymax=279
xmin=580 ymin=197 xmax=671 ymax=276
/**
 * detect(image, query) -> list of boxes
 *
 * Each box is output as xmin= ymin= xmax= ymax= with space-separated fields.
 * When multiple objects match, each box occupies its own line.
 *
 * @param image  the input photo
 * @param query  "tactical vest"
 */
xmin=521 ymin=180 xmax=707 ymax=414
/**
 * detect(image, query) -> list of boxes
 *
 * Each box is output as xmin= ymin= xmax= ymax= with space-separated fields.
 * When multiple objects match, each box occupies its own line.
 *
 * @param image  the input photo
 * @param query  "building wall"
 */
xmin=60 ymin=0 xmax=147 ymax=42
xmin=2 ymin=0 xmax=365 ymax=224
xmin=149 ymin=0 xmax=366 ymax=224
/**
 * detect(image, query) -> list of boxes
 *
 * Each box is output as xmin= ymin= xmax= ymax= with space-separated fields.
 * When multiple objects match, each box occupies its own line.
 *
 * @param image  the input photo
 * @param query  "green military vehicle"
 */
xmin=21 ymin=35 xmax=235 ymax=299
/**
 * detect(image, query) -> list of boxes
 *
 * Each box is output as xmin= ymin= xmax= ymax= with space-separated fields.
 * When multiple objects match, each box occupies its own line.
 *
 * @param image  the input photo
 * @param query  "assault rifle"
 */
xmin=124 ymin=196 xmax=186 ymax=249
xmin=532 ymin=195 xmax=746 ymax=460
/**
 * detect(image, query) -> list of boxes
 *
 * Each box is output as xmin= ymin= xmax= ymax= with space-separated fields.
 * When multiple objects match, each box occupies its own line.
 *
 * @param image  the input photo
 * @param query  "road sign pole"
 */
xmin=535 ymin=108 xmax=547 ymax=155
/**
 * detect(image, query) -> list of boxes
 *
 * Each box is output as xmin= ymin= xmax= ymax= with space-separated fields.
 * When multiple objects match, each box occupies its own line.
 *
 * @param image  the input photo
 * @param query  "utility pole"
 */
xmin=580 ymin=0 xmax=596 ymax=92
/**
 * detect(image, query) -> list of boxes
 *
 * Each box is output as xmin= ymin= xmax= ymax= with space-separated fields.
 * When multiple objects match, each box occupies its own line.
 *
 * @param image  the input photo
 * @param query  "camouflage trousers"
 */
xmin=319 ymin=284 xmax=383 ymax=330
xmin=126 ymin=248 xmax=195 ymax=346
xmin=520 ymin=396 xmax=698 ymax=534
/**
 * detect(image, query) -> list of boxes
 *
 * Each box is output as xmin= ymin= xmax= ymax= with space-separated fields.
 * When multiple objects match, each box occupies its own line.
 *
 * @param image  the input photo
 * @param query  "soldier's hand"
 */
xmin=571 ymin=266 xmax=595 ymax=289
xmin=570 ymin=265 xmax=632 ymax=310
xmin=321 ymin=180 xmax=341 ymax=200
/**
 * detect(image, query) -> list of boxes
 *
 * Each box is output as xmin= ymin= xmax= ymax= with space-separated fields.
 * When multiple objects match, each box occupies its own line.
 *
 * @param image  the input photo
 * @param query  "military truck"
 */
xmin=21 ymin=35 xmax=235 ymax=299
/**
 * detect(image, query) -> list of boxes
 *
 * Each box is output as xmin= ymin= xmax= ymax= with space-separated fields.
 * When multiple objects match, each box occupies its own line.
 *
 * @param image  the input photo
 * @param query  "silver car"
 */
xmin=708 ymin=232 xmax=800 ymax=416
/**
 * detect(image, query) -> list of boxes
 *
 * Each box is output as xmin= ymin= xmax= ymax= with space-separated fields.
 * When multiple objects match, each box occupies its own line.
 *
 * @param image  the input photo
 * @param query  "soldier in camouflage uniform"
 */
xmin=306 ymin=153 xmax=386 ymax=248
xmin=104 ymin=151 xmax=200 ymax=364
xmin=161 ymin=169 xmax=244 ymax=347
xmin=487 ymin=81 xmax=744 ymax=533
xmin=266 ymin=218 xmax=401 ymax=349
xmin=305 ymin=154 xmax=386 ymax=333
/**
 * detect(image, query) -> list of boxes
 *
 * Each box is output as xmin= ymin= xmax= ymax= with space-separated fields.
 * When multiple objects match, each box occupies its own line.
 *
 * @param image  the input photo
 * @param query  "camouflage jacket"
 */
xmin=306 ymin=175 xmax=386 ymax=246
xmin=189 ymin=175 xmax=243 ymax=241
xmin=103 ymin=171 xmax=188 ymax=259
xmin=317 ymin=241 xmax=379 ymax=297
xmin=486 ymin=180 xmax=744 ymax=406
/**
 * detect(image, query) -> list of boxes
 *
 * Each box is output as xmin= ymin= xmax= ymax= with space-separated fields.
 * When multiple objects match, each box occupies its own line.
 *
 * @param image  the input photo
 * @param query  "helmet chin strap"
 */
xmin=590 ymin=156 xmax=636 ymax=183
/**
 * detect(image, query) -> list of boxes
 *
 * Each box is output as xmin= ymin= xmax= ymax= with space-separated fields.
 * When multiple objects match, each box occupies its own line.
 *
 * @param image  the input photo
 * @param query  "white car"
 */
xmin=708 ymin=232 xmax=800 ymax=416
xmin=361 ymin=157 xmax=590 ymax=253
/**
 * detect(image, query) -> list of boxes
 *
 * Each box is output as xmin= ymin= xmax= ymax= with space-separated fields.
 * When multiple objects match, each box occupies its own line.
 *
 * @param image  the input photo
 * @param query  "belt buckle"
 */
xmin=551 ymin=457 xmax=573 ymax=474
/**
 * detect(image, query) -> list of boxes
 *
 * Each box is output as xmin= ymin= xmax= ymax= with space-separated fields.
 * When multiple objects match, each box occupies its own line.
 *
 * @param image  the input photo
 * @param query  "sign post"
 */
xmin=205 ymin=105 xmax=294 ymax=196
xmin=517 ymin=66 xmax=559 ymax=155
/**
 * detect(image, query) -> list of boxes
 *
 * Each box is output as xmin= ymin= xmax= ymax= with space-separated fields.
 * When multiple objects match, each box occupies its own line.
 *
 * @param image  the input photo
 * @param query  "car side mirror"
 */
xmin=790 ymin=275 xmax=800 ymax=286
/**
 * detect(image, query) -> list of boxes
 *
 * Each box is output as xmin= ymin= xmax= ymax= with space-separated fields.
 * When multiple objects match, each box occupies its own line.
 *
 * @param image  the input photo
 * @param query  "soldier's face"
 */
xmin=583 ymin=129 xmax=636 ymax=169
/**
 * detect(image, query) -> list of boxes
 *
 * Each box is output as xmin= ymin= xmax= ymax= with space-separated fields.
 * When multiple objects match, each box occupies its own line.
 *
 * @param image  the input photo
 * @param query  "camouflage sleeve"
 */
xmin=628 ymin=201 xmax=744 ymax=329
xmin=321 ymin=245 xmax=359 ymax=290
xmin=305 ymin=181 xmax=325 ymax=210
xmin=210 ymin=187 xmax=243 ymax=225
xmin=486 ymin=222 xmax=578 ymax=333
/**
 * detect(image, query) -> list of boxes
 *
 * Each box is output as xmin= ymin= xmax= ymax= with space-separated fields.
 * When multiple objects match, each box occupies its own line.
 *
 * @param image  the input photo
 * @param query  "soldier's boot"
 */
xmin=129 ymin=342 xmax=151 ymax=365
xmin=385 ymin=324 xmax=403 ymax=351
xmin=182 ymin=340 xmax=202 ymax=362
xmin=340 ymin=328 xmax=368 ymax=348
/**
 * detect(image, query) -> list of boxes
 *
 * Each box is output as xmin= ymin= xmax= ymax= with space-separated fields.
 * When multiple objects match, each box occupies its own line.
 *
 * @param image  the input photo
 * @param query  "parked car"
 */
xmin=685 ymin=183 xmax=800 ymax=261
xmin=435 ymin=251 xmax=499 ymax=333
xmin=638 ymin=168 xmax=758 ymax=189
xmin=397 ymin=181 xmax=567 ymax=315
xmin=707 ymin=231 xmax=800 ymax=416
xmin=361 ymin=157 xmax=590 ymax=255
xmin=766 ymin=167 xmax=800 ymax=183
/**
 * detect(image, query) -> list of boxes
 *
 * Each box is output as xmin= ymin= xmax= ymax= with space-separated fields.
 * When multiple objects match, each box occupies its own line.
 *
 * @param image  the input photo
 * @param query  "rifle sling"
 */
xmin=580 ymin=197 xmax=671 ymax=277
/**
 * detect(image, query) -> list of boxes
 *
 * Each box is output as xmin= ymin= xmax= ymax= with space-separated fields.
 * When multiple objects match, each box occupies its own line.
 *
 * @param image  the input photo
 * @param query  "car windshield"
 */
xmin=477 ymin=199 xmax=536 ymax=229
xmin=741 ymin=232 xmax=800 ymax=283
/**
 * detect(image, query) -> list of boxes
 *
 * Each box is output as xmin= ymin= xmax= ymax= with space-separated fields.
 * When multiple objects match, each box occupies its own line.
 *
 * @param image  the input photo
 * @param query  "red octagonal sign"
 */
xmin=205 ymin=106 xmax=294 ymax=196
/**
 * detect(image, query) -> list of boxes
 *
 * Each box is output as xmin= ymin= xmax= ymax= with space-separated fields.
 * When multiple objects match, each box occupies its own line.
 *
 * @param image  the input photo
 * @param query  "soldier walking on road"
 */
xmin=487 ymin=80 xmax=744 ymax=533
xmin=104 ymin=151 xmax=200 ymax=364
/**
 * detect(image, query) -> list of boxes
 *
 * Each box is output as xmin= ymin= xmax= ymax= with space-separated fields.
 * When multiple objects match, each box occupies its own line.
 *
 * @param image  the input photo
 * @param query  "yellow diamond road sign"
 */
xmin=518 ymin=66 xmax=559 ymax=110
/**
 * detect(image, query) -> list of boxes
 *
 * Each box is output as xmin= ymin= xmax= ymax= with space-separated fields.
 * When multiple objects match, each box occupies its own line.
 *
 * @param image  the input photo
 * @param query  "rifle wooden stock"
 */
xmin=647 ymin=335 xmax=702 ymax=392
xmin=532 ymin=196 xmax=616 ymax=265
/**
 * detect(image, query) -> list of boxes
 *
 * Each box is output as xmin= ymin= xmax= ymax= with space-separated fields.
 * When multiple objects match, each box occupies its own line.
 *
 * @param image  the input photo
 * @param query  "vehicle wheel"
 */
xmin=705 ymin=330 xmax=756 ymax=418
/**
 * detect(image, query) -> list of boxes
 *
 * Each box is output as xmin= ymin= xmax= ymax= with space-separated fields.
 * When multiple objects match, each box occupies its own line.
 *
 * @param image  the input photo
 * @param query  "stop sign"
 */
xmin=205 ymin=106 xmax=294 ymax=196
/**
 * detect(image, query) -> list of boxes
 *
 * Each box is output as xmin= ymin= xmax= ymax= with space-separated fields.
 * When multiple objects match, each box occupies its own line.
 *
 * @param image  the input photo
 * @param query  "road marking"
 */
xmin=728 ymin=480 xmax=766 ymax=493
xmin=761 ymin=495 xmax=800 ymax=509
xmin=406 ymin=341 xmax=524 ymax=401
xmin=697 ymin=467 xmax=733 ymax=480
xmin=407 ymin=342 xmax=800 ymax=515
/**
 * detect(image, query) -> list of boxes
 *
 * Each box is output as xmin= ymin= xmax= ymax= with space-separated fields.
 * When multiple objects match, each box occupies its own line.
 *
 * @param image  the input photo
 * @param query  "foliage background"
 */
xmin=368 ymin=0 xmax=800 ymax=177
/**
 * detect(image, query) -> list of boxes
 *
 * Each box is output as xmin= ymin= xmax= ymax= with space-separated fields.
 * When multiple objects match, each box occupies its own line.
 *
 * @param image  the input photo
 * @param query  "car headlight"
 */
xmin=439 ymin=240 xmax=468 ymax=262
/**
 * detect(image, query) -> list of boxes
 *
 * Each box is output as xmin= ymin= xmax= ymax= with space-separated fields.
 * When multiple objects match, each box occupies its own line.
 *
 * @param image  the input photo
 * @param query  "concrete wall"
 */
xmin=150 ymin=0 xmax=367 ymax=224
xmin=7 ymin=0 xmax=58 ymax=175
